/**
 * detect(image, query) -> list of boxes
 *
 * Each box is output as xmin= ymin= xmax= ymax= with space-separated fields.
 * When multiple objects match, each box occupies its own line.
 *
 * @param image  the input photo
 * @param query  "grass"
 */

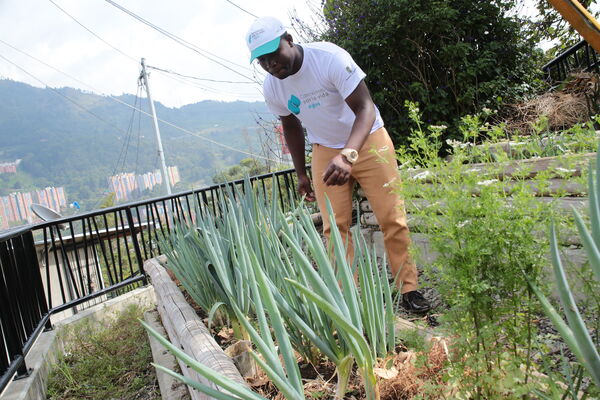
xmin=46 ymin=304 xmax=160 ymax=400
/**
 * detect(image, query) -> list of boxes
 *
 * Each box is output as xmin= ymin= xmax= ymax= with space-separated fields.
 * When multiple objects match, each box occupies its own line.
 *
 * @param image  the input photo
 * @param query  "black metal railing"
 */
xmin=543 ymin=40 xmax=600 ymax=84
xmin=0 ymin=168 xmax=300 ymax=394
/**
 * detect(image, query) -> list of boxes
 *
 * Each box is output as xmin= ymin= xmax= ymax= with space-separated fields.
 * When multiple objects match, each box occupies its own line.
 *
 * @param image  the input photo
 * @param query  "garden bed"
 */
xmin=144 ymin=256 xmax=444 ymax=400
xmin=141 ymin=116 xmax=600 ymax=398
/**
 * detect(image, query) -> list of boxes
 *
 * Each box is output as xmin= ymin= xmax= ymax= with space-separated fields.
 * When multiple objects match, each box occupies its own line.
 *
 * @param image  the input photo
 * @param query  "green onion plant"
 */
xmin=150 ymin=180 xmax=397 ymax=400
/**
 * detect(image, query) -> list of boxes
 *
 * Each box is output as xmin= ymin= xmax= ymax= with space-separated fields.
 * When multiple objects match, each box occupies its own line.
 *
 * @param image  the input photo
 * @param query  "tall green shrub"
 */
xmin=319 ymin=0 xmax=544 ymax=144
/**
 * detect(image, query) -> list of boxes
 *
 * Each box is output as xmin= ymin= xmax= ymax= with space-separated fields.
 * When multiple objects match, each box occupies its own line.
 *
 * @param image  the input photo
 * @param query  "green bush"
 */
xmin=319 ymin=0 xmax=545 ymax=144
xmin=393 ymin=102 xmax=570 ymax=398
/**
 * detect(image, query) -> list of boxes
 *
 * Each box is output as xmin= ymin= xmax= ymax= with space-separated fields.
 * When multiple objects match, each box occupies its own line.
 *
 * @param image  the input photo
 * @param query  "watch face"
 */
xmin=342 ymin=149 xmax=358 ymax=163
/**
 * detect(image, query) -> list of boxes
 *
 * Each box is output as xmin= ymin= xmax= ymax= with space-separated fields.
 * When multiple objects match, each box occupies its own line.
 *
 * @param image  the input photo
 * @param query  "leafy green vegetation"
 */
xmin=316 ymin=0 xmax=545 ymax=144
xmin=149 ymin=97 xmax=600 ymax=398
xmin=212 ymin=158 xmax=272 ymax=184
xmin=392 ymin=102 xmax=600 ymax=398
xmin=158 ymin=180 xmax=399 ymax=400
xmin=46 ymin=304 xmax=159 ymax=400
xmin=530 ymin=151 xmax=600 ymax=395
xmin=393 ymin=103 xmax=549 ymax=397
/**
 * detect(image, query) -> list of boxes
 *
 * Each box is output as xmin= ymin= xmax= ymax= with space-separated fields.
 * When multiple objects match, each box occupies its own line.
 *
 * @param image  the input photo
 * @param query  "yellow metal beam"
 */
xmin=547 ymin=0 xmax=600 ymax=53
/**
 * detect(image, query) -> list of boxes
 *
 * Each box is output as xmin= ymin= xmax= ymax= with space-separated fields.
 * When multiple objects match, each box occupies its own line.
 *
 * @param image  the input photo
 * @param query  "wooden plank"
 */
xmin=144 ymin=258 xmax=248 ymax=400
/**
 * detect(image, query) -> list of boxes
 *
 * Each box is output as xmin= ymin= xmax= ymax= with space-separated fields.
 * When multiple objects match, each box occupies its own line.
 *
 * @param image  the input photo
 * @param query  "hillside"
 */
xmin=0 ymin=79 xmax=270 ymax=210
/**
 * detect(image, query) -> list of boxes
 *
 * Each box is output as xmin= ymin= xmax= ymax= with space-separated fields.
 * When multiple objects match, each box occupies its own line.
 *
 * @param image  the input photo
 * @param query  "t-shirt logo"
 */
xmin=288 ymin=94 xmax=301 ymax=115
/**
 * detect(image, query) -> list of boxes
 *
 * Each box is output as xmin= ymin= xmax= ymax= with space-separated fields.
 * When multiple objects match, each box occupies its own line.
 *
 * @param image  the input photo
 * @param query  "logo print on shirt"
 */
xmin=288 ymin=95 xmax=301 ymax=115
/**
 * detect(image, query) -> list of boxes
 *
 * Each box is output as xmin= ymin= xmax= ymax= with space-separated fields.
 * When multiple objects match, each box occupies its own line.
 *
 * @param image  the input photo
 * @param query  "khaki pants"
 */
xmin=311 ymin=127 xmax=418 ymax=293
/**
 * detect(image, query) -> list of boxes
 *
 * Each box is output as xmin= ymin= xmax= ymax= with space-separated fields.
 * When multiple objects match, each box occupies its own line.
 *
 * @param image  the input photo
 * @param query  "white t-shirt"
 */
xmin=263 ymin=42 xmax=384 ymax=149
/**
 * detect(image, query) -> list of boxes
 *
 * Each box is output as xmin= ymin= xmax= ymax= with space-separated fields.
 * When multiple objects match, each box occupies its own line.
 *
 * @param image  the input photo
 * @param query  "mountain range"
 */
xmin=0 ymin=79 xmax=271 ymax=210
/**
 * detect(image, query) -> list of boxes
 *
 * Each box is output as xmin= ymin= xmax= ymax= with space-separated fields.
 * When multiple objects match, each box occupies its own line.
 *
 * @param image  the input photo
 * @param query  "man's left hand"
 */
xmin=322 ymin=154 xmax=352 ymax=186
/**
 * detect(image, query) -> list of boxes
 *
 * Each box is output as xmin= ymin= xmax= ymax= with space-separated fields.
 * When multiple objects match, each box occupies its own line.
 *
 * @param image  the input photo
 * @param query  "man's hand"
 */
xmin=322 ymin=154 xmax=352 ymax=186
xmin=297 ymin=174 xmax=316 ymax=202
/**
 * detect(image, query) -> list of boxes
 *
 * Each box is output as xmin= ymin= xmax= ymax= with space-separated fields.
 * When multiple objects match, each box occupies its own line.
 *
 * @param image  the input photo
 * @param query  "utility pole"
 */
xmin=139 ymin=58 xmax=172 ymax=195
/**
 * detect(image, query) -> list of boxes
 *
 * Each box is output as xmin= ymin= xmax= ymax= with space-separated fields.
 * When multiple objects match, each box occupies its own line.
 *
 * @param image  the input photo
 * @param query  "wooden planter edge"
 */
xmin=144 ymin=256 xmax=248 ymax=400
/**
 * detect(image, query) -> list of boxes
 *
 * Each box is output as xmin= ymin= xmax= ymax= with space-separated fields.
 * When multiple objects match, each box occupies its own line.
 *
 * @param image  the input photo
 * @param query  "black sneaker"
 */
xmin=402 ymin=291 xmax=431 ymax=314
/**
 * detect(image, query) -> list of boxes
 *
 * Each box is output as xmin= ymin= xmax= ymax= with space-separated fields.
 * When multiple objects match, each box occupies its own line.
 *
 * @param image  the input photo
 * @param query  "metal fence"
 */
xmin=0 ymin=168 xmax=299 ymax=394
xmin=542 ymin=39 xmax=600 ymax=84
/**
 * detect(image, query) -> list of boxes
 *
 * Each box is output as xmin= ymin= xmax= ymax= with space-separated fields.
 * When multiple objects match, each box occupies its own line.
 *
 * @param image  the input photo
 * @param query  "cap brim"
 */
xmin=249 ymin=37 xmax=281 ymax=63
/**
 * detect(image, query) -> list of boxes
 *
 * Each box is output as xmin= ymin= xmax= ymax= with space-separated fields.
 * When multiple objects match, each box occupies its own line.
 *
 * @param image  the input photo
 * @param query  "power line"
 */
xmin=147 ymin=65 xmax=255 ymax=84
xmin=46 ymin=0 xmax=259 ymax=98
xmin=47 ymin=0 xmax=138 ymax=64
xmin=150 ymin=68 xmax=262 ymax=99
xmin=223 ymin=0 xmax=258 ymax=18
xmin=112 ymin=83 xmax=142 ymax=177
xmin=103 ymin=0 xmax=260 ymax=85
xmin=0 ymin=41 xmax=278 ymax=161
xmin=46 ymin=0 xmax=265 ymax=97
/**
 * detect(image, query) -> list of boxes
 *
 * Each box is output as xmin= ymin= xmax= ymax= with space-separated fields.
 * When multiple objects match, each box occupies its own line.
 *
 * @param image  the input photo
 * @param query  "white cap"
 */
xmin=246 ymin=16 xmax=286 ymax=63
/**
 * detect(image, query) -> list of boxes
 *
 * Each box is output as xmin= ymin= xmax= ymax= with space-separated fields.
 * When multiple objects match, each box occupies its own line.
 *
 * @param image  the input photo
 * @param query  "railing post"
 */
xmin=126 ymin=207 xmax=147 ymax=284
xmin=14 ymin=359 xmax=31 ymax=380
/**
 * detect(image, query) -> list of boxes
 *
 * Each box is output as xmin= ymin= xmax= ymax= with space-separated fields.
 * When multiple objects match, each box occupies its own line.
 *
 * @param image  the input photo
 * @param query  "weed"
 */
xmin=46 ymin=304 xmax=159 ymax=400
xmin=393 ymin=102 xmax=600 ymax=398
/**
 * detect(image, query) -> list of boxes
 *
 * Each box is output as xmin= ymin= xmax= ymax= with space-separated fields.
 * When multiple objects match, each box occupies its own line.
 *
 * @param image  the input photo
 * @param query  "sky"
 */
xmin=1 ymin=1 xmax=599 ymax=109
xmin=0 ymin=0 xmax=324 ymax=108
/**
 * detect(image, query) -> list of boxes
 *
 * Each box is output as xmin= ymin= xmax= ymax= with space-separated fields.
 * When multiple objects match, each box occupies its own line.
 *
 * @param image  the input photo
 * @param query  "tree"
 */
xmin=529 ymin=0 xmax=599 ymax=57
xmin=317 ymin=0 xmax=545 ymax=144
xmin=212 ymin=158 xmax=270 ymax=184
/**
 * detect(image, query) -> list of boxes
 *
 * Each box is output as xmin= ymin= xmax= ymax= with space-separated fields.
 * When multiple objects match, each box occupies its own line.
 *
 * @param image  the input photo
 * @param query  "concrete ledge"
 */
xmin=1 ymin=286 xmax=156 ymax=400
xmin=144 ymin=309 xmax=191 ymax=400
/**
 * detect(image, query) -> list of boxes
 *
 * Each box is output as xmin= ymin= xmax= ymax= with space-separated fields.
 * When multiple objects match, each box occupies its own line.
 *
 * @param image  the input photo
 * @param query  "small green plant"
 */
xmin=529 ymin=150 xmax=600 ymax=394
xmin=395 ymin=101 xmax=568 ymax=398
xmin=47 ymin=304 xmax=159 ymax=400
xmin=396 ymin=327 xmax=428 ymax=354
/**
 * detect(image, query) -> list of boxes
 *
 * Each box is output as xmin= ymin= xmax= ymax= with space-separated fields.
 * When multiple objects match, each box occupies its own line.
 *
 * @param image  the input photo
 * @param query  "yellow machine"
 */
xmin=548 ymin=0 xmax=600 ymax=53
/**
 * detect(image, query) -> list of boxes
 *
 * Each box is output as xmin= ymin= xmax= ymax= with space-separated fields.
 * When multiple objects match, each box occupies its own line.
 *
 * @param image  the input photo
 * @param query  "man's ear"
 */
xmin=283 ymin=33 xmax=294 ymax=46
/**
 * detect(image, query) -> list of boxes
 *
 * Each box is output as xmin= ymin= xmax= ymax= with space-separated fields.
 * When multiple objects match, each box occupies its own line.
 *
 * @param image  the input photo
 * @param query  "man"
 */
xmin=246 ymin=16 xmax=430 ymax=313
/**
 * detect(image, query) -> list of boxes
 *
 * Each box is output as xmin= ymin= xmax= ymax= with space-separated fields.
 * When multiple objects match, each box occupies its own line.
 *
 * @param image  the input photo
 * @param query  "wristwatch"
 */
xmin=340 ymin=148 xmax=359 ymax=164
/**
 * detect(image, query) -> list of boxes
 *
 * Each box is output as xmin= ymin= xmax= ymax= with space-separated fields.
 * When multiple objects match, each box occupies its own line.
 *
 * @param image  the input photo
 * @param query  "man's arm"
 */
xmin=281 ymin=113 xmax=315 ymax=201
xmin=322 ymin=80 xmax=376 ymax=186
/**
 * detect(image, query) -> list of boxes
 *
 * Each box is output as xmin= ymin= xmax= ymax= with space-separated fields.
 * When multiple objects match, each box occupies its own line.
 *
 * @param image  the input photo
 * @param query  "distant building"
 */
xmin=0 ymin=159 xmax=22 ymax=174
xmin=0 ymin=186 xmax=67 ymax=229
xmin=108 ymin=166 xmax=181 ymax=202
